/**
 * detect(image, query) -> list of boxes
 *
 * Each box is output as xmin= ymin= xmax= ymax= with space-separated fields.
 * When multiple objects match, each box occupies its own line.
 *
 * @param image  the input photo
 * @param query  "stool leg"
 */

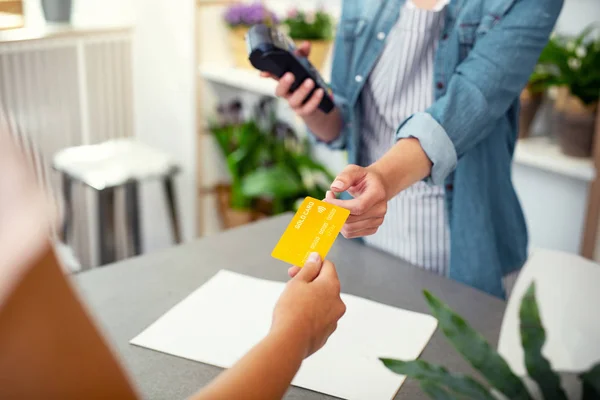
xmin=61 ymin=173 xmax=73 ymax=244
xmin=98 ymin=188 xmax=117 ymax=266
xmin=125 ymin=181 xmax=142 ymax=256
xmin=163 ymin=176 xmax=182 ymax=244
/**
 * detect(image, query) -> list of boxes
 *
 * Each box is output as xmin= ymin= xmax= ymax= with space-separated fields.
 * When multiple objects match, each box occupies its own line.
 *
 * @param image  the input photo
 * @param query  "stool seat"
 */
xmin=54 ymin=138 xmax=182 ymax=268
xmin=53 ymin=138 xmax=178 ymax=190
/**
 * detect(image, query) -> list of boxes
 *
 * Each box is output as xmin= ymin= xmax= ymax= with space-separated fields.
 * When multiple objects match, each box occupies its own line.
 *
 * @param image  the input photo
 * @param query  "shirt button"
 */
xmin=355 ymin=75 xmax=363 ymax=83
xmin=377 ymin=32 xmax=386 ymax=40
xmin=436 ymin=82 xmax=445 ymax=90
xmin=442 ymin=33 xmax=449 ymax=40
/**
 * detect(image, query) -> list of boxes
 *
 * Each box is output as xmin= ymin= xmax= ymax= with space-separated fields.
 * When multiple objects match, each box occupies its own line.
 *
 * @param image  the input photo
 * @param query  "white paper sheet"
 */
xmin=131 ymin=270 xmax=438 ymax=400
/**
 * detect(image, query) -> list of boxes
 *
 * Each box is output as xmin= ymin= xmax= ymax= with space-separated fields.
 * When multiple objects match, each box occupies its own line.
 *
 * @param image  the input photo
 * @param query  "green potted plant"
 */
xmin=533 ymin=25 xmax=600 ymax=157
xmin=224 ymin=2 xmax=279 ymax=69
xmin=381 ymin=283 xmax=600 ymax=399
xmin=210 ymin=98 xmax=334 ymax=229
xmin=282 ymin=8 xmax=335 ymax=71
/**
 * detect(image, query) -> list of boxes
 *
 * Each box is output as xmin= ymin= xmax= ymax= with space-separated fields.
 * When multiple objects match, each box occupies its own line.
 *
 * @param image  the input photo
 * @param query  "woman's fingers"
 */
xmin=342 ymin=217 xmax=384 ymax=237
xmin=275 ymin=73 xmax=295 ymax=97
xmin=288 ymin=266 xmax=301 ymax=278
xmin=297 ymin=89 xmax=324 ymax=117
xmin=342 ymin=227 xmax=379 ymax=239
xmin=296 ymin=41 xmax=311 ymax=57
xmin=288 ymin=79 xmax=315 ymax=109
xmin=345 ymin=202 xmax=387 ymax=224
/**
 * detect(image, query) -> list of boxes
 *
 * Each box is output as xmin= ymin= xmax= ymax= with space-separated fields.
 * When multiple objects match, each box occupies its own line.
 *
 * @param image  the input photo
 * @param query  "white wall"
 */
xmin=555 ymin=0 xmax=600 ymax=36
xmin=131 ymin=0 xmax=197 ymax=251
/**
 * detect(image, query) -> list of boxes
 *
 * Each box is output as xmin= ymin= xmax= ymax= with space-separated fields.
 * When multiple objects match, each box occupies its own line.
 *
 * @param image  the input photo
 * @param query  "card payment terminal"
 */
xmin=246 ymin=24 xmax=335 ymax=114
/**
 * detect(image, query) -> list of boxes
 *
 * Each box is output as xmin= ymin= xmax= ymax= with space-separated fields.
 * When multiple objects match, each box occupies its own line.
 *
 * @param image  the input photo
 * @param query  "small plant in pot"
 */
xmin=535 ymin=25 xmax=600 ymax=157
xmin=224 ymin=2 xmax=279 ymax=70
xmin=282 ymin=7 xmax=335 ymax=71
xmin=381 ymin=283 xmax=600 ymax=399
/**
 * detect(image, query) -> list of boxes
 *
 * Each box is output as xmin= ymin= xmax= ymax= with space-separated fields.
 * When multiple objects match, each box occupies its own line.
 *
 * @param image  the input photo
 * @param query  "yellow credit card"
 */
xmin=272 ymin=197 xmax=350 ymax=267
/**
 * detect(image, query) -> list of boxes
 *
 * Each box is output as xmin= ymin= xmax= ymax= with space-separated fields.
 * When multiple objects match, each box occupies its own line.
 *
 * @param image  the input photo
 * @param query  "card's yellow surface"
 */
xmin=272 ymin=197 xmax=350 ymax=267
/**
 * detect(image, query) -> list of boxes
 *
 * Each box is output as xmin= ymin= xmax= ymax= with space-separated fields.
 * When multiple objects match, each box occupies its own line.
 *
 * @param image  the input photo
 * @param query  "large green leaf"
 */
xmin=241 ymin=166 xmax=304 ymax=199
xmin=380 ymin=359 xmax=495 ymax=400
xmin=420 ymin=381 xmax=459 ymax=400
xmin=423 ymin=291 xmax=531 ymax=400
xmin=519 ymin=283 xmax=568 ymax=400
xmin=580 ymin=363 xmax=600 ymax=398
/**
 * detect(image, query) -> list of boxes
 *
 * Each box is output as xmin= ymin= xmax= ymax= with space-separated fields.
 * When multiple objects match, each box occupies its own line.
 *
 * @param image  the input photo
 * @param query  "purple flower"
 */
xmin=224 ymin=3 xmax=280 ymax=27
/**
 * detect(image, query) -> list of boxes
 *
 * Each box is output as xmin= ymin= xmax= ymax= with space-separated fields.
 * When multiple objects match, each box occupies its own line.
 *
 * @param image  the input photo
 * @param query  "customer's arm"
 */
xmin=190 ymin=255 xmax=345 ymax=400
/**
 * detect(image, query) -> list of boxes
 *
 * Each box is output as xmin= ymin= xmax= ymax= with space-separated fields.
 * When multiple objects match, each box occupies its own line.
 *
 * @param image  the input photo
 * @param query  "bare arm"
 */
xmin=190 ymin=256 xmax=345 ymax=400
xmin=270 ymin=72 xmax=344 ymax=144
xmin=368 ymin=138 xmax=432 ymax=201
xmin=190 ymin=327 xmax=306 ymax=400
xmin=302 ymin=106 xmax=343 ymax=144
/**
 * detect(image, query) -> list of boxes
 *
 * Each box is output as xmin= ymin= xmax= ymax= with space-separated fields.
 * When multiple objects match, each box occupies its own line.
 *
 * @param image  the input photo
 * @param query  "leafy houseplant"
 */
xmin=210 ymin=98 xmax=334 ymax=229
xmin=381 ymin=283 xmax=600 ymax=399
xmin=530 ymin=25 xmax=600 ymax=157
xmin=283 ymin=8 xmax=335 ymax=71
xmin=224 ymin=2 xmax=279 ymax=69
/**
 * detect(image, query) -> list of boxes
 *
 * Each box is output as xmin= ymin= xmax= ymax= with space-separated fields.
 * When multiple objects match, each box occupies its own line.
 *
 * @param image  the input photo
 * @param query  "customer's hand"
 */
xmin=272 ymin=253 xmax=346 ymax=358
xmin=324 ymin=165 xmax=388 ymax=239
xmin=260 ymin=42 xmax=325 ymax=118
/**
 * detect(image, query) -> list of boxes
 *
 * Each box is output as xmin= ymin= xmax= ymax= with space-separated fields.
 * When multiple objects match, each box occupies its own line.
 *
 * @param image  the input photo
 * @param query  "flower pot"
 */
xmin=519 ymin=87 xmax=543 ymax=139
xmin=228 ymin=26 xmax=254 ymax=70
xmin=294 ymin=39 xmax=332 ymax=72
xmin=215 ymin=184 xmax=268 ymax=230
xmin=553 ymin=87 xmax=597 ymax=158
xmin=41 ymin=0 xmax=72 ymax=23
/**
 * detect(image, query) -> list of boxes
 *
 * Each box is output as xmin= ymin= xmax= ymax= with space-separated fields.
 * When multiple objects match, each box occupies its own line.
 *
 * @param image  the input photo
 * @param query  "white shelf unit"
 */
xmin=514 ymin=136 xmax=595 ymax=182
xmin=201 ymin=65 xmax=596 ymax=182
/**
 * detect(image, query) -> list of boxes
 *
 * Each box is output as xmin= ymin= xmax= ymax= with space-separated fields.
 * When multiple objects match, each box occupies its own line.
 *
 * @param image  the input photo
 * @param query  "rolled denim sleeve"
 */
xmin=396 ymin=0 xmax=563 ymax=184
xmin=306 ymin=92 xmax=349 ymax=150
xmin=396 ymin=112 xmax=457 ymax=185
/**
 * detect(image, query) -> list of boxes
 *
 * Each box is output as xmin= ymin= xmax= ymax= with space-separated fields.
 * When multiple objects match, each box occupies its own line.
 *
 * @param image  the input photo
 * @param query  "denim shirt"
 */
xmin=318 ymin=0 xmax=563 ymax=298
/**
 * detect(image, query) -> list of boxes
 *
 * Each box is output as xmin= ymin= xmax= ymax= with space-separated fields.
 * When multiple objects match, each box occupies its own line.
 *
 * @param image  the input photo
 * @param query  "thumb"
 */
xmin=297 ymin=41 xmax=311 ymax=57
xmin=296 ymin=252 xmax=323 ymax=283
xmin=330 ymin=165 xmax=367 ymax=194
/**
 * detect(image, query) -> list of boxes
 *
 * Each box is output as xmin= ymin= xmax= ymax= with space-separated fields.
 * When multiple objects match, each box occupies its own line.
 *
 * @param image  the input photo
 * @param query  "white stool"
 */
xmin=53 ymin=138 xmax=182 ymax=267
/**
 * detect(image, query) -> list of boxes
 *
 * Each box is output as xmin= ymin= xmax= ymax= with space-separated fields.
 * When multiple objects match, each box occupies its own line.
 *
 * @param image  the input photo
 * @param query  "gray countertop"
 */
xmin=74 ymin=215 xmax=506 ymax=400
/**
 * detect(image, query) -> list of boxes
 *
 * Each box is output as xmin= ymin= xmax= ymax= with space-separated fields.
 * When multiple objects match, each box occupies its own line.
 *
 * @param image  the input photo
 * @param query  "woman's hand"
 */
xmin=261 ymin=42 xmax=325 ymax=118
xmin=324 ymin=165 xmax=389 ymax=239
xmin=273 ymin=253 xmax=346 ymax=358
xmin=192 ymin=253 xmax=345 ymax=400
xmin=259 ymin=41 xmax=344 ymax=143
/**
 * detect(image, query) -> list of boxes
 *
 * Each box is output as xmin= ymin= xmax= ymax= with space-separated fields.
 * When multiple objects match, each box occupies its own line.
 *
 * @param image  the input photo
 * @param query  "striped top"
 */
xmin=358 ymin=3 xmax=450 ymax=275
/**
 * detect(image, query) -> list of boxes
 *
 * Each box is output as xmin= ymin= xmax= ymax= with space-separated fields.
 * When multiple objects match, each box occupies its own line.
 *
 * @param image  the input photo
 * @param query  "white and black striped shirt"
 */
xmin=359 ymin=2 xmax=450 ymax=276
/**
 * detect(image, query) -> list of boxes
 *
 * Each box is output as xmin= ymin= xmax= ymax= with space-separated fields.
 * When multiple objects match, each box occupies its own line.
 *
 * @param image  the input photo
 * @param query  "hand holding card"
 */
xmin=271 ymin=197 xmax=350 ymax=268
